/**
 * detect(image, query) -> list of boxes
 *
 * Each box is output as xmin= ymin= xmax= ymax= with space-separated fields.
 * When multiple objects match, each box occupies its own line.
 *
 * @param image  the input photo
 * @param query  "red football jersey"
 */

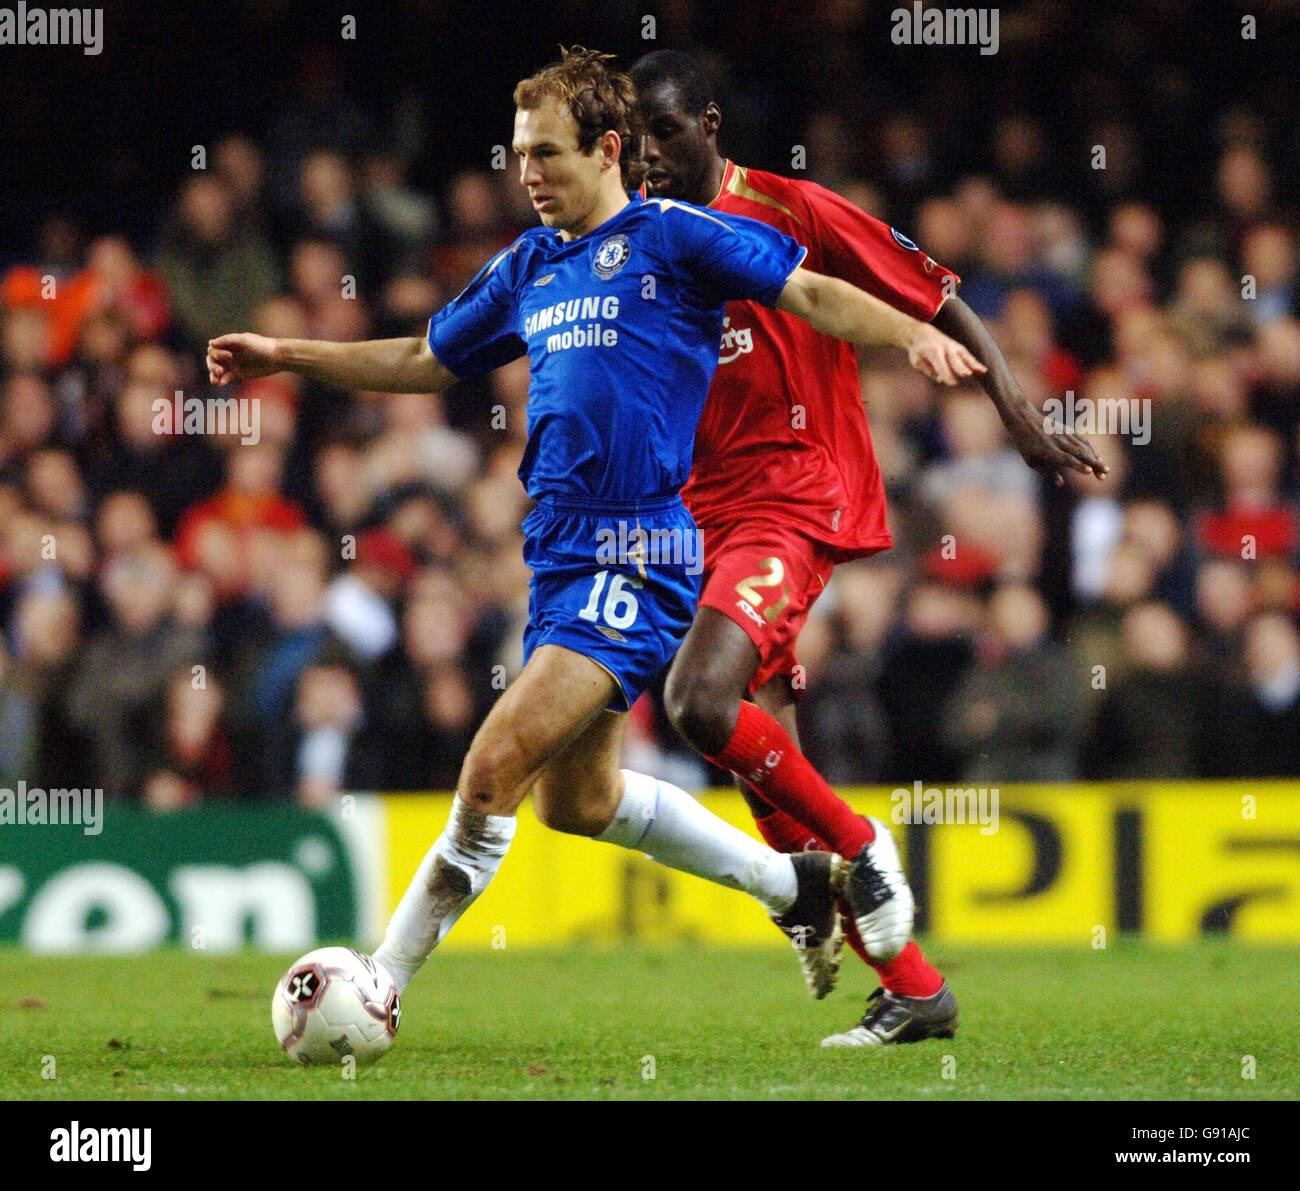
xmin=682 ymin=160 xmax=959 ymax=555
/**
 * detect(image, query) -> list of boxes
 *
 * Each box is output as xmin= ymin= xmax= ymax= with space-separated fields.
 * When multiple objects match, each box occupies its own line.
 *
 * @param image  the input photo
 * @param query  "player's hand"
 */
xmin=1003 ymin=397 xmax=1110 ymax=486
xmin=206 ymin=333 xmax=280 ymax=386
xmin=905 ymin=325 xmax=987 ymax=386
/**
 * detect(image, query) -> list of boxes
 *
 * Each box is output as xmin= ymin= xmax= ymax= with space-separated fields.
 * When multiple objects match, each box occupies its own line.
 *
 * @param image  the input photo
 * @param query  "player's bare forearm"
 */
xmin=207 ymin=333 xmax=454 ymax=393
xmin=776 ymin=267 xmax=984 ymax=385
xmin=779 ymin=267 xmax=917 ymax=347
xmin=932 ymin=297 xmax=1108 ymax=482
xmin=932 ymin=297 xmax=1023 ymax=414
xmin=275 ymin=337 xmax=453 ymax=391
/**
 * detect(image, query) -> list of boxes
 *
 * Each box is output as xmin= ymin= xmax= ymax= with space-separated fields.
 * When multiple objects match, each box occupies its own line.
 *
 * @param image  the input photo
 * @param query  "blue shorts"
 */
xmin=521 ymin=493 xmax=704 ymax=711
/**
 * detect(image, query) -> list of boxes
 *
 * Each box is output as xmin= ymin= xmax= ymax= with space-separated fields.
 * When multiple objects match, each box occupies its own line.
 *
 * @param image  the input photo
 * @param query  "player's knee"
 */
xmin=664 ymin=666 xmax=737 ymax=755
xmin=458 ymin=742 xmax=524 ymax=815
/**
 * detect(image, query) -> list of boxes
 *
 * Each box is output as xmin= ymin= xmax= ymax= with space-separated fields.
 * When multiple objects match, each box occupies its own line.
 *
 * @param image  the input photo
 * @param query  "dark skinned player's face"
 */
xmin=636 ymin=81 xmax=720 ymax=206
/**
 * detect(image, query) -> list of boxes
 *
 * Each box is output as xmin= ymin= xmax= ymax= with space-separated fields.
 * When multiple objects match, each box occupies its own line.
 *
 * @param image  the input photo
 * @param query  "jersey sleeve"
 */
xmin=426 ymin=241 xmax=528 ymax=379
xmin=802 ymin=184 xmax=960 ymax=321
xmin=658 ymin=200 xmax=808 ymax=308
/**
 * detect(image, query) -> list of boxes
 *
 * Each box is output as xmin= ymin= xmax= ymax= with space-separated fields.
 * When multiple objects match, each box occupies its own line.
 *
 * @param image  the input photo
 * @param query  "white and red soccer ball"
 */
xmin=271 ymin=947 xmax=401 ymax=1066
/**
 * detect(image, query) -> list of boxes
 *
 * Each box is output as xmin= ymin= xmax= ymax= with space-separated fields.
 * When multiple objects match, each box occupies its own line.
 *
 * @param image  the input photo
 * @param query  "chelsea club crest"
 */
xmin=593 ymin=234 xmax=631 ymax=279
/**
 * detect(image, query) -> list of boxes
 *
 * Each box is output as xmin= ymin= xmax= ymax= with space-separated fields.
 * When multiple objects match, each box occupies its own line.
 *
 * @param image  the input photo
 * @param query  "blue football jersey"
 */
xmin=427 ymin=194 xmax=807 ymax=505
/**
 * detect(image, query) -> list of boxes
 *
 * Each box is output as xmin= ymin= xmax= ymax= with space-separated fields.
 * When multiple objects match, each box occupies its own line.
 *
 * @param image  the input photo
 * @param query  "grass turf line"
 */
xmin=1 ymin=942 xmax=1296 ymax=1100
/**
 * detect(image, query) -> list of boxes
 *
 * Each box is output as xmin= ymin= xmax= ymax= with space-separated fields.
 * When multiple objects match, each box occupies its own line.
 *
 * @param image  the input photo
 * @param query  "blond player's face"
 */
xmin=513 ymin=98 xmax=606 ymax=233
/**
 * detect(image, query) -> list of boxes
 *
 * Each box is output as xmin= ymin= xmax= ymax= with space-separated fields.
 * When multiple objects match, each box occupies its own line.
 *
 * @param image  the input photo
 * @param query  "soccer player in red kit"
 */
xmin=630 ymin=51 xmax=1108 ymax=1046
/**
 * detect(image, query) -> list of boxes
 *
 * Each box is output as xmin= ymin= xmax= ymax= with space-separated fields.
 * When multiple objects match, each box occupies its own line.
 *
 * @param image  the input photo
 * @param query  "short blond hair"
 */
xmin=513 ymin=46 xmax=643 ymax=189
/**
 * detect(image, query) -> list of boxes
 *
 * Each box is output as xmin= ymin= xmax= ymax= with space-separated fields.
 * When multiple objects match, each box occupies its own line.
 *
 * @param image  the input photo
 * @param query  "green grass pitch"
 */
xmin=2 ymin=942 xmax=1297 ymax=1100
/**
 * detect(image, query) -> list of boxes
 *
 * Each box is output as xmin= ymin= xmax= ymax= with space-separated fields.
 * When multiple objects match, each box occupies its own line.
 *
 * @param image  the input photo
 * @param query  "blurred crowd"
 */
xmin=2 ymin=7 xmax=1299 ymax=804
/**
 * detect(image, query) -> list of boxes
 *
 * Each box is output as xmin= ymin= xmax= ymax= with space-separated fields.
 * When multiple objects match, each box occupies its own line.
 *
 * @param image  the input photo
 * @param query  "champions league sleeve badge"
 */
xmin=593 ymin=234 xmax=632 ymax=279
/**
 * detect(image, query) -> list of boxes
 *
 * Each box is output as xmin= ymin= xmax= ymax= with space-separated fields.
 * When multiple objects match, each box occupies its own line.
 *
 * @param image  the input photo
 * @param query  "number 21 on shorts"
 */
xmin=579 ymin=569 xmax=643 ymax=629
xmin=736 ymin=557 xmax=790 ymax=622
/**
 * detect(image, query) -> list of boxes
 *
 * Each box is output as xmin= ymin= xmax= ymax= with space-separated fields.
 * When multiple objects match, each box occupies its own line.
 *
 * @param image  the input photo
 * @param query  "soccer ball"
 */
xmin=271 ymin=947 xmax=401 ymax=1066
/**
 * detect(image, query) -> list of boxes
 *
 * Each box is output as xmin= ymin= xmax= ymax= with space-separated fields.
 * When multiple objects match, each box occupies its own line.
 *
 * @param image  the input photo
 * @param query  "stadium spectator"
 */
xmin=310 ymin=441 xmax=374 ymax=538
xmin=293 ymin=662 xmax=365 ymax=806
xmin=1169 ymin=255 xmax=1254 ymax=356
xmin=1066 ymin=432 xmax=1130 ymax=604
xmin=352 ymin=566 xmax=478 ymax=791
xmin=920 ymin=388 xmax=1041 ymax=506
xmin=1123 ymin=499 xmax=1197 ymax=619
xmin=82 ymin=236 xmax=171 ymax=343
xmin=174 ymin=443 xmax=307 ymax=594
xmin=430 ymin=171 xmax=518 ymax=294
xmin=878 ymin=581 xmax=978 ymax=782
xmin=797 ymin=564 xmax=897 ymax=784
xmin=87 ymin=345 xmax=223 ymax=535
xmin=360 ymin=390 xmax=480 ymax=498
xmin=214 ymin=135 xmax=270 ymax=232
xmin=1215 ymin=143 xmax=1274 ymax=253
xmin=141 ymin=670 xmax=235 ymax=808
xmin=26 ymin=449 xmax=87 ymax=524
xmin=65 ymin=544 xmax=205 ymax=796
xmin=1241 ymin=224 xmax=1297 ymax=325
xmin=224 ymin=528 xmax=355 ymax=794
xmin=960 ymin=200 xmax=1063 ymax=319
xmin=358 ymin=151 xmax=440 ymax=285
xmin=941 ymin=584 xmax=1086 ymax=782
xmin=157 ymin=175 xmax=280 ymax=355
xmin=9 ymin=587 xmax=84 ymax=789
xmin=994 ymin=287 xmax=1085 ymax=396
xmin=323 ymin=528 xmax=414 ymax=662
xmin=1211 ymin=612 xmax=1300 ymax=777
xmin=1080 ymin=601 xmax=1217 ymax=779
xmin=292 ymin=150 xmax=393 ymax=293
xmin=1195 ymin=558 xmax=1254 ymax=673
xmin=1196 ymin=423 xmax=1298 ymax=561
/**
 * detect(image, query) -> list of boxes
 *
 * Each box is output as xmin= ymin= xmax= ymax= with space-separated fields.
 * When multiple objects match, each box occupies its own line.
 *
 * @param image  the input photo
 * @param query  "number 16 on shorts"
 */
xmin=579 ymin=569 xmax=643 ymax=630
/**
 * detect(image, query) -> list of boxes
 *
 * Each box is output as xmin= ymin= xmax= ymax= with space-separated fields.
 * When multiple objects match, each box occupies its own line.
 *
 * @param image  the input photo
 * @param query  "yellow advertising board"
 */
xmin=379 ymin=783 xmax=1300 ymax=947
xmin=1140 ymin=783 xmax=1300 ymax=940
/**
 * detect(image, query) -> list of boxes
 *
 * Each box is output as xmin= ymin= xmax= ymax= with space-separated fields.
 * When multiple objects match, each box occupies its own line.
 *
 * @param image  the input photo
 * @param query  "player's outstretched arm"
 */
xmin=206 ymin=334 xmax=456 ymax=393
xmin=933 ymin=296 xmax=1108 ymax=486
xmin=776 ymin=266 xmax=985 ymax=386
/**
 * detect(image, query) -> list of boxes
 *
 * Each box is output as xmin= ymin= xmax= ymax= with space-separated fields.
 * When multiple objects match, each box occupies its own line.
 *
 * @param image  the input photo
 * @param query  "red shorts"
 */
xmin=698 ymin=521 xmax=879 ymax=696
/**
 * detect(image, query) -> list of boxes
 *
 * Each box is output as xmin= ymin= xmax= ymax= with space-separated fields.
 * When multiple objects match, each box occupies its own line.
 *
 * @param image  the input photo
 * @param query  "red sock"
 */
xmin=839 ymin=914 xmax=943 ymax=996
xmin=752 ymin=805 xmax=827 ymax=854
xmin=710 ymin=701 xmax=873 ymax=856
xmin=873 ymin=942 xmax=945 ymax=998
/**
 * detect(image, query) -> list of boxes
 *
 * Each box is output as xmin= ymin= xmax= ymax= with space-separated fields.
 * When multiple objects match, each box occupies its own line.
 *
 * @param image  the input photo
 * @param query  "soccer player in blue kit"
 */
xmin=208 ymin=48 xmax=983 ymax=1016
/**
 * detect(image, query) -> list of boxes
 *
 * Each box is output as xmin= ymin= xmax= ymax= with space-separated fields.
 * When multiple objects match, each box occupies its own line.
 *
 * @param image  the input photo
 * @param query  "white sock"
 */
xmin=596 ymin=769 xmax=797 ymax=914
xmin=374 ymin=797 xmax=515 ymax=992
